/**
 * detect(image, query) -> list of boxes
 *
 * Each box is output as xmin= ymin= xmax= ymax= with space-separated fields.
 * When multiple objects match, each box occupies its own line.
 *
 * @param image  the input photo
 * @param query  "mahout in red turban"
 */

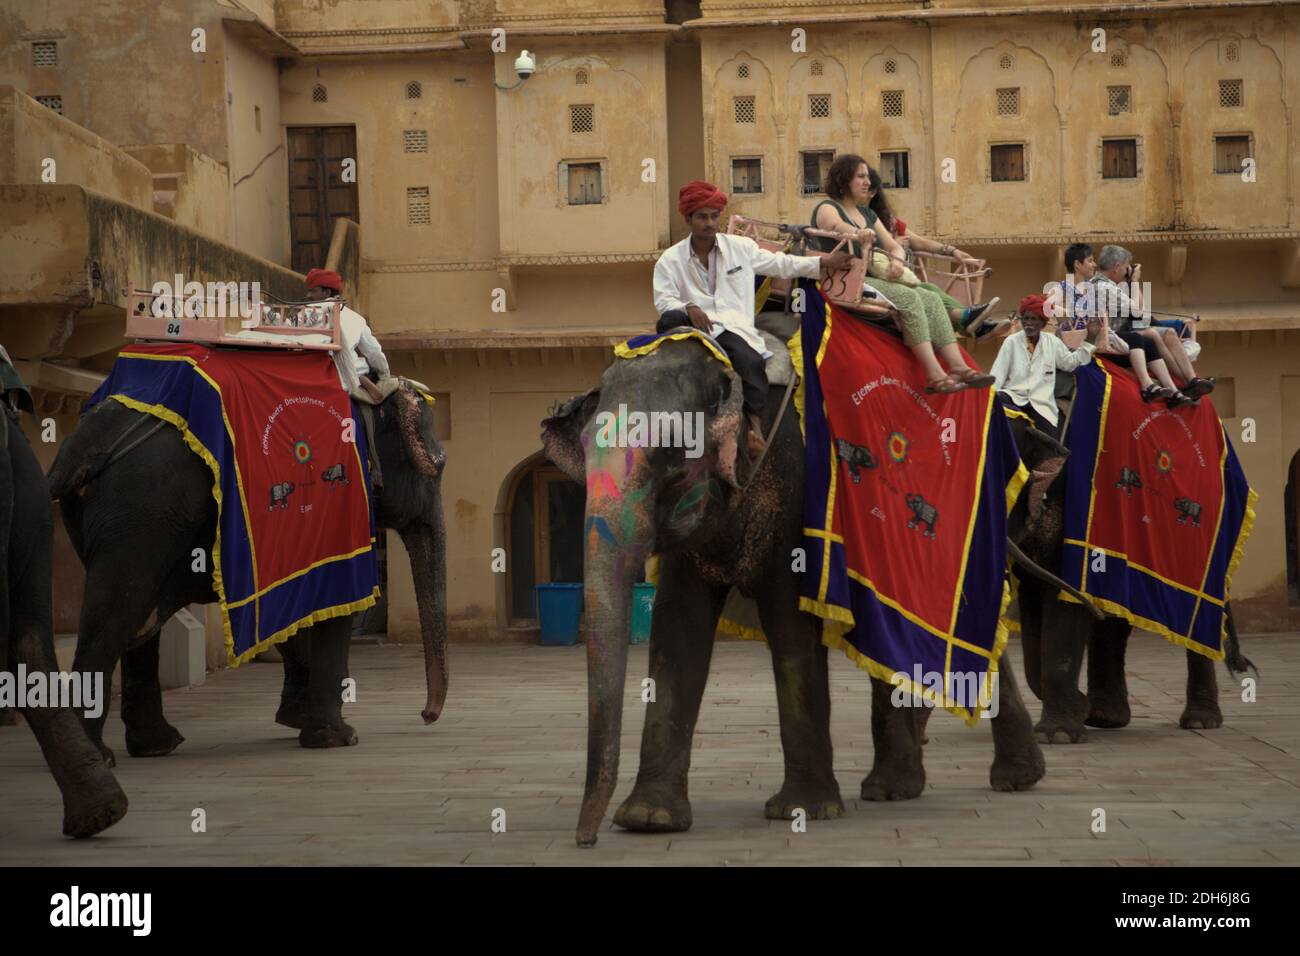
xmin=677 ymin=180 xmax=728 ymax=217
xmin=1018 ymin=294 xmax=1047 ymax=320
xmin=305 ymin=268 xmax=343 ymax=292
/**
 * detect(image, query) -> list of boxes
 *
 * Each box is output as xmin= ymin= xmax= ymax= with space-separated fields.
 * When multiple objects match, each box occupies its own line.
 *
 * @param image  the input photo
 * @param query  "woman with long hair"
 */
xmin=809 ymin=155 xmax=993 ymax=393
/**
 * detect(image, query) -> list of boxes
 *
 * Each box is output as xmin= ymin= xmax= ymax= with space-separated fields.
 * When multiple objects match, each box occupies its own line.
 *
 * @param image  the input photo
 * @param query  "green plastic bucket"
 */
xmin=630 ymin=582 xmax=655 ymax=644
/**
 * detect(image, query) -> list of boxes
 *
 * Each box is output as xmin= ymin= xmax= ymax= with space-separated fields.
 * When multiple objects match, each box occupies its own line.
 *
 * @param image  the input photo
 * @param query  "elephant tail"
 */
xmin=1222 ymin=602 xmax=1257 ymax=678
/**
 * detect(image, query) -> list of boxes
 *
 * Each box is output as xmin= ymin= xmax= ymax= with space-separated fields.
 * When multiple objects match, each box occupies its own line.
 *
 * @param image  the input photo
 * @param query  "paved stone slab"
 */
xmin=1 ymin=633 xmax=1297 ymax=865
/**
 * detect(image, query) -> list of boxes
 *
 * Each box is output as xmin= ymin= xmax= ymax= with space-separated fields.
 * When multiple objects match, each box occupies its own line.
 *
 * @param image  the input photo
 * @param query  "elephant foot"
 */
xmin=1085 ymin=692 xmax=1132 ymax=729
xmin=62 ymin=783 xmax=129 ymax=839
xmin=274 ymin=702 xmax=311 ymax=730
xmin=1179 ymin=700 xmax=1223 ymax=730
xmin=298 ymin=721 xmax=359 ymax=749
xmin=125 ymin=723 xmax=185 ymax=758
xmin=860 ymin=762 xmax=925 ymax=802
xmin=613 ymin=785 xmax=692 ymax=833
xmin=990 ymin=743 xmax=1046 ymax=792
xmin=1035 ymin=711 xmax=1088 ymax=744
xmin=765 ymin=780 xmax=845 ymax=821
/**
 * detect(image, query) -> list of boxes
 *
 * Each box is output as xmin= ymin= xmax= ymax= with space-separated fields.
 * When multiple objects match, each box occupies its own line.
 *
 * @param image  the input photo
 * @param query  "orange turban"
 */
xmin=677 ymin=180 xmax=728 ymax=217
xmin=1018 ymin=294 xmax=1047 ymax=320
xmin=305 ymin=268 xmax=342 ymax=292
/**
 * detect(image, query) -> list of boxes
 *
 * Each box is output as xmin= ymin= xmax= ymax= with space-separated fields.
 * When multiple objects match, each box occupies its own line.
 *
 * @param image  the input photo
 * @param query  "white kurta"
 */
xmin=989 ymin=329 xmax=1096 ymax=427
xmin=333 ymin=305 xmax=391 ymax=392
xmin=652 ymin=233 xmax=822 ymax=356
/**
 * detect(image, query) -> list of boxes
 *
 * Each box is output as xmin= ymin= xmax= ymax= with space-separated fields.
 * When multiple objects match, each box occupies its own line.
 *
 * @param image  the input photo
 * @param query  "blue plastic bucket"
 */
xmin=535 ymin=583 xmax=583 ymax=646
xmin=630 ymin=582 xmax=655 ymax=644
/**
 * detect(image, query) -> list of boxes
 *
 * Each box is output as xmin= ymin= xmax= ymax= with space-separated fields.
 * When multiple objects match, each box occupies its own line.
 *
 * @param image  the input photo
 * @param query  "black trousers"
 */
xmin=657 ymin=310 xmax=768 ymax=414
xmin=1004 ymin=396 xmax=1059 ymax=440
xmin=1107 ymin=330 xmax=1161 ymax=369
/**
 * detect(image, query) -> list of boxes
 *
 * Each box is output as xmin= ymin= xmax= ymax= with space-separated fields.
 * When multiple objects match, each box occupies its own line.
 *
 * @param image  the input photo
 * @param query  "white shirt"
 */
xmin=653 ymin=233 xmax=822 ymax=356
xmin=989 ymin=329 xmax=1096 ymax=427
xmin=333 ymin=304 xmax=390 ymax=392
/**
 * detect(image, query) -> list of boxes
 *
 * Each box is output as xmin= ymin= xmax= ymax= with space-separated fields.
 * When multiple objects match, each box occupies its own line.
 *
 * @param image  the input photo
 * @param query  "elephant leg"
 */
xmin=298 ymin=619 xmax=358 ymax=748
xmin=613 ymin=555 xmax=727 ymax=833
xmin=1017 ymin=572 xmax=1046 ymax=700
xmin=121 ymin=629 xmax=184 ymax=757
xmin=988 ymin=662 xmax=1046 ymax=791
xmin=1034 ymin=601 xmax=1091 ymax=744
xmin=861 ymin=676 xmax=926 ymax=801
xmin=1180 ymin=649 xmax=1223 ymax=729
xmin=275 ymin=633 xmax=312 ymax=729
xmin=11 ymin=626 xmax=127 ymax=837
xmin=755 ymin=574 xmax=844 ymax=822
xmin=1085 ymin=618 xmax=1132 ymax=728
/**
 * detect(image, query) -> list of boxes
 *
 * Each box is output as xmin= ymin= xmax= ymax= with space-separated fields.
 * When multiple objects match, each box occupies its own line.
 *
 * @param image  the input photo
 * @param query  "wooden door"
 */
xmin=288 ymin=126 xmax=360 ymax=274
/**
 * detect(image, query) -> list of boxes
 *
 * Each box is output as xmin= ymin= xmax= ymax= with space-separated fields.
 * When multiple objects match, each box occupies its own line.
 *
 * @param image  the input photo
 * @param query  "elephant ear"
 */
xmin=709 ymin=367 xmax=745 ymax=489
xmin=541 ymin=388 xmax=600 ymax=484
xmin=393 ymin=383 xmax=446 ymax=478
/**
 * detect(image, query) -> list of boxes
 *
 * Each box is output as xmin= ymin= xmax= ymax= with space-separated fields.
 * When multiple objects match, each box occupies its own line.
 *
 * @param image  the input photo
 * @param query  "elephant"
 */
xmin=542 ymin=327 xmax=1045 ymax=847
xmin=1 ymin=403 xmax=128 ymax=836
xmin=45 ymin=380 xmax=448 ymax=765
xmin=1005 ymin=411 xmax=1253 ymax=745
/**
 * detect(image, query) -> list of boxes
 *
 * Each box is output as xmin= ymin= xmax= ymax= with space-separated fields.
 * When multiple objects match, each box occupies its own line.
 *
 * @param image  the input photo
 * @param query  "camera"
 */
xmin=514 ymin=50 xmax=536 ymax=80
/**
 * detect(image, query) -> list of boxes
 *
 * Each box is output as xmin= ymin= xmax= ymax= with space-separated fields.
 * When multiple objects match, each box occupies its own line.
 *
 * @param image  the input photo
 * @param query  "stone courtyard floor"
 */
xmin=2 ymin=635 xmax=1298 ymax=866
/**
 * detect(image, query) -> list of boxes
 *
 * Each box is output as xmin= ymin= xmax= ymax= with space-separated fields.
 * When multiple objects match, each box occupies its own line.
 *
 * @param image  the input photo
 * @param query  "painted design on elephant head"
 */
xmin=904 ymin=492 xmax=937 ymax=538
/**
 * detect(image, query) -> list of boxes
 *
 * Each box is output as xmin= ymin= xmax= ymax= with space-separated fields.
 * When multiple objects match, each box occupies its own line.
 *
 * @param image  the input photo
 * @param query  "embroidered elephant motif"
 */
xmin=1115 ymin=467 xmax=1143 ymax=496
xmin=1174 ymin=497 xmax=1203 ymax=527
xmin=321 ymin=463 xmax=349 ymax=487
xmin=905 ymin=493 xmax=938 ymax=539
xmin=268 ymin=481 xmax=295 ymax=511
xmin=835 ymin=438 xmax=877 ymax=484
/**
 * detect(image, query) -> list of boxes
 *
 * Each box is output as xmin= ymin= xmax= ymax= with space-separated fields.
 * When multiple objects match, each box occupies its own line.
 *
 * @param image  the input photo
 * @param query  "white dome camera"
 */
xmin=514 ymin=50 xmax=536 ymax=80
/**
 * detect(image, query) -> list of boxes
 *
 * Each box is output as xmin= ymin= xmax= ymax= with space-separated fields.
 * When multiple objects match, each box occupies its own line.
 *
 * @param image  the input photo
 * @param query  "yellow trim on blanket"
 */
xmin=1063 ymin=539 xmax=1223 ymax=604
xmin=224 ymin=543 xmax=381 ymax=609
xmin=1001 ymin=406 xmax=1036 ymax=425
xmin=106 ymin=361 xmax=378 ymax=667
xmin=948 ymin=395 xmax=995 ymax=634
xmin=614 ymin=329 xmax=732 ymax=367
xmin=754 ymin=275 xmax=773 ymax=315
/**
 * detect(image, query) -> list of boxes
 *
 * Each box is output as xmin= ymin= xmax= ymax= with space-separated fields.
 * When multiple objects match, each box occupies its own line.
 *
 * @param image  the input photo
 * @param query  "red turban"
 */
xmin=305 ymin=268 xmax=342 ymax=292
xmin=1018 ymin=294 xmax=1047 ymax=320
xmin=677 ymin=180 xmax=728 ymax=217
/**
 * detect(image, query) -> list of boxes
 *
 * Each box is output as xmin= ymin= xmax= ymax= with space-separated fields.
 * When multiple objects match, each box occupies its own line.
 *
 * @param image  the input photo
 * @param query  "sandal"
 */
xmin=951 ymin=367 xmax=996 ymax=389
xmin=1183 ymin=377 xmax=1215 ymax=397
xmin=1165 ymin=390 xmax=1195 ymax=409
xmin=926 ymin=374 xmax=966 ymax=394
xmin=1140 ymin=384 xmax=1167 ymax=403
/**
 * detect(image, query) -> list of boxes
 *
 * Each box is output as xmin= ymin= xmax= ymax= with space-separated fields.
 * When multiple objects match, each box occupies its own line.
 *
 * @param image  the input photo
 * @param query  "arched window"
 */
xmin=406 ymin=80 xmax=422 ymax=99
xmin=504 ymin=456 xmax=587 ymax=621
xmin=576 ymin=69 xmax=589 ymax=85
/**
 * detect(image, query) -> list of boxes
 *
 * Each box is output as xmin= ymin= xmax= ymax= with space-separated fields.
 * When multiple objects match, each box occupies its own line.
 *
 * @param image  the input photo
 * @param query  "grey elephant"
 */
xmin=322 ymin=463 xmax=348 ymax=486
xmin=2 ymin=402 xmax=127 ymax=836
xmin=904 ymin=493 xmax=938 ymax=538
xmin=46 ymin=381 xmax=448 ymax=764
xmin=542 ymin=330 xmax=1044 ymax=847
xmin=268 ymin=481 xmax=295 ymax=510
xmin=1005 ymin=413 xmax=1251 ymax=744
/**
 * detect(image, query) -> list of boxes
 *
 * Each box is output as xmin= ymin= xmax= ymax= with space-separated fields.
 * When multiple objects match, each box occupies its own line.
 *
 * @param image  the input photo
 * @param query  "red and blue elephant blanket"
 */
xmin=87 ymin=343 xmax=379 ymax=665
xmin=1060 ymin=357 xmax=1255 ymax=659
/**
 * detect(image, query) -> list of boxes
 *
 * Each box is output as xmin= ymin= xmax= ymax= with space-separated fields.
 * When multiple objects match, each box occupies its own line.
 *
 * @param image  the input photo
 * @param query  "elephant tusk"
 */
xmin=1006 ymin=538 xmax=1106 ymax=621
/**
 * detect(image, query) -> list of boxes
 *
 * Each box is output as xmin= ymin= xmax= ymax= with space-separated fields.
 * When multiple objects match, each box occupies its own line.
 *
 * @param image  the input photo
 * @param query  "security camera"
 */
xmin=514 ymin=50 xmax=536 ymax=80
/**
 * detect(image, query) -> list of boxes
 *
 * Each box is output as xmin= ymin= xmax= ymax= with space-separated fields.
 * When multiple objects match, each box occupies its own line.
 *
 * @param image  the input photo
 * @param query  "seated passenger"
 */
xmin=653 ymin=180 xmax=851 ymax=457
xmin=1046 ymin=242 xmax=1097 ymax=331
xmin=990 ymin=295 xmax=1100 ymax=439
xmin=809 ymin=154 xmax=994 ymax=394
xmin=866 ymin=177 xmax=1003 ymax=340
xmin=1106 ymin=254 xmax=1214 ymax=397
xmin=1088 ymin=246 xmax=1194 ymax=407
xmin=305 ymin=268 xmax=390 ymax=404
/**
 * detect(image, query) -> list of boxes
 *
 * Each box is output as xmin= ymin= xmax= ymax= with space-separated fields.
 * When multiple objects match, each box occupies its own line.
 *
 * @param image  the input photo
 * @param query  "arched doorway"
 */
xmin=504 ymin=455 xmax=586 ymax=623
xmin=1287 ymin=450 xmax=1299 ymax=606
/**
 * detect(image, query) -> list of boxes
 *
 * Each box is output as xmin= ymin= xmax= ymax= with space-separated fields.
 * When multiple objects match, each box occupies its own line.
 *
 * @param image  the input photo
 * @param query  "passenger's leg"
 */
xmin=865 ymin=281 xmax=948 ymax=383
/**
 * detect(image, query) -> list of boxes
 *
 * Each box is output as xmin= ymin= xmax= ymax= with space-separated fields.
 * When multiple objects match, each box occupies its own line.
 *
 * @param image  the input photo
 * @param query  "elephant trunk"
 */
xmin=576 ymin=456 xmax=652 ymax=847
xmin=400 ymin=512 xmax=448 ymax=724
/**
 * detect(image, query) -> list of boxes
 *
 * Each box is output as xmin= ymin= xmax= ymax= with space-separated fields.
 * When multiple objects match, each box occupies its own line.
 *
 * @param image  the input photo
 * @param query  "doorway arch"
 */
xmin=1286 ymin=449 xmax=1298 ymax=606
xmin=495 ymin=452 xmax=587 ymax=624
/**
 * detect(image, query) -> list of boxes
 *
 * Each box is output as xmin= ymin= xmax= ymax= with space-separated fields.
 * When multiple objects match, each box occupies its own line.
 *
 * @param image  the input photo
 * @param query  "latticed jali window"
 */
xmin=1219 ymin=79 xmax=1243 ymax=108
xmin=1110 ymin=51 xmax=1127 ymax=68
xmin=406 ymin=80 xmax=422 ymax=99
xmin=403 ymin=130 xmax=428 ymax=153
xmin=312 ymin=84 xmax=327 ymax=103
xmin=737 ymin=62 xmax=750 ymax=79
xmin=570 ymin=104 xmax=594 ymax=133
xmin=32 ymin=41 xmax=57 ymax=67
xmin=996 ymin=88 xmax=1020 ymax=116
xmin=1107 ymin=85 xmax=1132 ymax=115
xmin=999 ymin=53 xmax=1014 ymax=71
xmin=576 ymin=69 xmax=589 ymax=85
xmin=406 ymin=187 xmax=431 ymax=225
xmin=881 ymin=89 xmax=904 ymax=117
xmin=734 ymin=96 xmax=756 ymax=124
xmin=884 ymin=59 xmax=897 ymax=74
xmin=810 ymin=60 xmax=824 ymax=77
xmin=1225 ymin=41 xmax=1240 ymax=63
xmin=35 ymin=95 xmax=62 ymax=114
xmin=809 ymin=94 xmax=831 ymax=119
